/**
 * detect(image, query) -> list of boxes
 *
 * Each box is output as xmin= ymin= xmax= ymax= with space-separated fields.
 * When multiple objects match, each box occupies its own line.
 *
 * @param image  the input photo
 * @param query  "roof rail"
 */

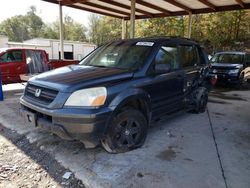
xmin=142 ymin=35 xmax=193 ymax=41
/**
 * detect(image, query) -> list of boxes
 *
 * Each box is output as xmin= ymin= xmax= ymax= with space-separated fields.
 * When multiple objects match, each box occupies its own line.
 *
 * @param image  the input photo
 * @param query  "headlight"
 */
xmin=64 ymin=87 xmax=107 ymax=107
xmin=228 ymin=69 xmax=239 ymax=74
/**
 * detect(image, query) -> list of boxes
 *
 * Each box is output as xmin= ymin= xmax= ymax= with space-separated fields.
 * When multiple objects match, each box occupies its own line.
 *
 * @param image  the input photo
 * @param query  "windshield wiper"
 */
xmin=89 ymin=65 xmax=108 ymax=68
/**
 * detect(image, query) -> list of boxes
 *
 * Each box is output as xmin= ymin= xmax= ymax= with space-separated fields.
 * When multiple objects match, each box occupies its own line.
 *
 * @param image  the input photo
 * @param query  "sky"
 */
xmin=0 ymin=0 xmax=91 ymax=27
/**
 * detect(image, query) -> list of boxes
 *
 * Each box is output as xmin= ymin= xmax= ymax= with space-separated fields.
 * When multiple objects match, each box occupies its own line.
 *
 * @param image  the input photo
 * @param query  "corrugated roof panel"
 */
xmin=113 ymin=0 xmax=162 ymax=14
xmin=209 ymin=0 xmax=239 ymax=6
xmin=42 ymin=0 xmax=250 ymax=19
xmin=74 ymin=3 xmax=127 ymax=17
xmin=176 ymin=0 xmax=208 ymax=9
xmin=146 ymin=0 xmax=184 ymax=11
xmin=88 ymin=0 xmax=143 ymax=16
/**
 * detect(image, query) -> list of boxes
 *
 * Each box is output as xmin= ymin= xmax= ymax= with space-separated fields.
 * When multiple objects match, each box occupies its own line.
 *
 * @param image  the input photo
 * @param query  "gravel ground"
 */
xmin=0 ymin=123 xmax=85 ymax=188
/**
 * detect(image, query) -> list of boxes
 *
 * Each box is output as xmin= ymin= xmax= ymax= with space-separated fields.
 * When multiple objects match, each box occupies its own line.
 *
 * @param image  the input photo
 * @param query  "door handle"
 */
xmin=187 ymin=81 xmax=192 ymax=87
xmin=177 ymin=74 xmax=182 ymax=78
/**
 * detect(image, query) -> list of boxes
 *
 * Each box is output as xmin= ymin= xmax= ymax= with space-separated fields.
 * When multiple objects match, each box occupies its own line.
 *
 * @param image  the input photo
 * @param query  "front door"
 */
xmin=144 ymin=45 xmax=184 ymax=118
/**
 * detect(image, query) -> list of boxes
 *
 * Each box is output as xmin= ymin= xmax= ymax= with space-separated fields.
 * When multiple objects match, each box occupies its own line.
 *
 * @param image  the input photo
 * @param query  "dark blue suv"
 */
xmin=209 ymin=52 xmax=250 ymax=85
xmin=20 ymin=37 xmax=211 ymax=153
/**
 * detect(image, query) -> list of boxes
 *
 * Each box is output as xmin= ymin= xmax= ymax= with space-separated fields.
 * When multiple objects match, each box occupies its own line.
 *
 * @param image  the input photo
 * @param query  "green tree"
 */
xmin=25 ymin=6 xmax=44 ymax=38
xmin=64 ymin=15 xmax=87 ymax=41
xmin=41 ymin=15 xmax=87 ymax=42
xmin=0 ymin=6 xmax=87 ymax=42
xmin=135 ymin=16 xmax=183 ymax=37
xmin=88 ymin=14 xmax=101 ymax=45
xmin=88 ymin=14 xmax=121 ymax=46
xmin=0 ymin=6 xmax=44 ymax=42
xmin=0 ymin=15 xmax=29 ymax=42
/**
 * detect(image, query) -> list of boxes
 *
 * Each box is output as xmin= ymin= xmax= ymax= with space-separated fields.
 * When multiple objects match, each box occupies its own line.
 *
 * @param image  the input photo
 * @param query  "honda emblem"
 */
xmin=35 ymin=89 xmax=42 ymax=97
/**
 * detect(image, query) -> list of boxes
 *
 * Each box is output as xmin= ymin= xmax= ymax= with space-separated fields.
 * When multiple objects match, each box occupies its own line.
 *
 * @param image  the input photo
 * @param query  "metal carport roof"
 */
xmin=42 ymin=0 xmax=250 ymax=59
xmin=43 ymin=0 xmax=250 ymax=19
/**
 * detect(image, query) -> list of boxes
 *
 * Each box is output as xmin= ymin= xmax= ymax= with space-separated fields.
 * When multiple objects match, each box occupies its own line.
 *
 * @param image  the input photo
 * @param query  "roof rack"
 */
xmin=142 ymin=35 xmax=193 ymax=41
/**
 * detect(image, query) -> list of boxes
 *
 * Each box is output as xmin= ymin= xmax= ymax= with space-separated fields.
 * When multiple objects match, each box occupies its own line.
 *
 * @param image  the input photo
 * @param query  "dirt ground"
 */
xmin=0 ymin=123 xmax=85 ymax=188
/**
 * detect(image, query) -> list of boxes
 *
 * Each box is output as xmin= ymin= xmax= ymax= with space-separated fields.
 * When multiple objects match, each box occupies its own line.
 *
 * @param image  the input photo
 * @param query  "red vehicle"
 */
xmin=0 ymin=48 xmax=79 ymax=84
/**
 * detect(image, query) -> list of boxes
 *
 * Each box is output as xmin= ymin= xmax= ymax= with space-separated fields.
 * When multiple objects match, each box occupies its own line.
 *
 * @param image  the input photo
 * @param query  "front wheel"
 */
xmin=101 ymin=109 xmax=148 ymax=153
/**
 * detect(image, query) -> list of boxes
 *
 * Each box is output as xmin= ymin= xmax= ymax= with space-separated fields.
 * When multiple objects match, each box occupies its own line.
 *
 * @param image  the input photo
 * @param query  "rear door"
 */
xmin=0 ymin=49 xmax=26 ymax=84
xmin=179 ymin=45 xmax=201 ymax=92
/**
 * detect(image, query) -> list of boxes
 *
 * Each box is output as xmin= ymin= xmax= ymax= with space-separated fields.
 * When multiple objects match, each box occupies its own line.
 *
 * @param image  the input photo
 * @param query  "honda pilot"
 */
xmin=20 ymin=37 xmax=212 ymax=153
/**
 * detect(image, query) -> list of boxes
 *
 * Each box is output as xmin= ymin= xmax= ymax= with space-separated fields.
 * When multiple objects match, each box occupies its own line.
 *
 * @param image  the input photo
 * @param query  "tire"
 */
xmin=193 ymin=87 xmax=208 ymax=113
xmin=101 ymin=109 xmax=148 ymax=153
xmin=237 ymin=74 xmax=247 ymax=90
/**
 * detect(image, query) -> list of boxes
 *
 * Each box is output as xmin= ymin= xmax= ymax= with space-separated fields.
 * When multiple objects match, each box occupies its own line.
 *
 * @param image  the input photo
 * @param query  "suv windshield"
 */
xmin=211 ymin=53 xmax=244 ymax=64
xmin=79 ymin=41 xmax=153 ymax=70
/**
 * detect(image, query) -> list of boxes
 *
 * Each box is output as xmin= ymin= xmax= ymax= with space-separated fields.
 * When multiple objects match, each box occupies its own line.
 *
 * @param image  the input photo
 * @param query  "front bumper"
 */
xmin=20 ymin=97 xmax=112 ymax=148
xmin=208 ymin=73 xmax=240 ymax=84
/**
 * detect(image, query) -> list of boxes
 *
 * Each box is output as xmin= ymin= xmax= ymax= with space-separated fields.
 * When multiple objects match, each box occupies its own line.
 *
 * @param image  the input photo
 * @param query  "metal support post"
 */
xmin=130 ymin=0 xmax=136 ymax=39
xmin=187 ymin=12 xmax=192 ymax=39
xmin=59 ymin=1 xmax=64 ymax=59
xmin=122 ymin=18 xmax=126 ymax=39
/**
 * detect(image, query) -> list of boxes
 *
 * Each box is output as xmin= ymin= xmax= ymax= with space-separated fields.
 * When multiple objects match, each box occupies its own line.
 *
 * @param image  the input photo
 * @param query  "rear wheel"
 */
xmin=101 ymin=109 xmax=148 ymax=153
xmin=192 ymin=87 xmax=208 ymax=113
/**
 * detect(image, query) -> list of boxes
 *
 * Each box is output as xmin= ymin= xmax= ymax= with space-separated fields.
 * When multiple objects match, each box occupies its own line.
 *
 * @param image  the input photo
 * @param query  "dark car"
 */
xmin=20 ymin=37 xmax=212 ymax=153
xmin=209 ymin=52 xmax=250 ymax=85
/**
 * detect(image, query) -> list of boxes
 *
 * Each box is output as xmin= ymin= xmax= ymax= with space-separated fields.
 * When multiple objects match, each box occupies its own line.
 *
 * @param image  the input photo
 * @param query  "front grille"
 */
xmin=215 ymin=69 xmax=228 ymax=74
xmin=25 ymin=84 xmax=58 ymax=105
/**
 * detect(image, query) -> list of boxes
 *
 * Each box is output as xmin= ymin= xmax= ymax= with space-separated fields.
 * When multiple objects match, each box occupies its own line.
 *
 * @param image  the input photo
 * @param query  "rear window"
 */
xmin=0 ymin=50 xmax=22 ymax=62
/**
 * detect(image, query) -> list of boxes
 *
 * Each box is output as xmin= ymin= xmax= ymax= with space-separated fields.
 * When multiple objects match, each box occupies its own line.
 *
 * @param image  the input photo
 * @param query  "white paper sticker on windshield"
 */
xmin=136 ymin=42 xmax=154 ymax=46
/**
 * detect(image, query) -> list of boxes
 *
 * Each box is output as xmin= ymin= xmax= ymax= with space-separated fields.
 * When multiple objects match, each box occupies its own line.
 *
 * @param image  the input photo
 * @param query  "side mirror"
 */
xmin=155 ymin=63 xmax=171 ymax=74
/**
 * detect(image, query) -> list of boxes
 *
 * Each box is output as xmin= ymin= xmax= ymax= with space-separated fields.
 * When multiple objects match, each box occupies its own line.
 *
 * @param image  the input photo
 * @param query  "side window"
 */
xmin=245 ymin=54 xmax=250 ymax=62
xmin=246 ymin=54 xmax=250 ymax=66
xmin=0 ymin=50 xmax=22 ymax=63
xmin=179 ymin=45 xmax=199 ymax=68
xmin=154 ymin=46 xmax=179 ymax=70
xmin=199 ymin=47 xmax=209 ymax=65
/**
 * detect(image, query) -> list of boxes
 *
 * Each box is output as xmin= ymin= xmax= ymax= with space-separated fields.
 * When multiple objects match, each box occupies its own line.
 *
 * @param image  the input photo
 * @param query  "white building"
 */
xmin=0 ymin=35 xmax=8 ymax=48
xmin=0 ymin=36 xmax=96 ymax=60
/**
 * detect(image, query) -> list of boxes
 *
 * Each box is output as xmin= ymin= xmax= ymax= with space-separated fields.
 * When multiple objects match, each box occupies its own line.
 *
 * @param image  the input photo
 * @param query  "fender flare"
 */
xmin=103 ymin=88 xmax=152 ymax=135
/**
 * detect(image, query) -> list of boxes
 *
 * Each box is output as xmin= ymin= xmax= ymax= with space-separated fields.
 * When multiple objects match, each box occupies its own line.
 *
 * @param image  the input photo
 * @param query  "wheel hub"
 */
xmin=124 ymin=129 xmax=130 ymax=136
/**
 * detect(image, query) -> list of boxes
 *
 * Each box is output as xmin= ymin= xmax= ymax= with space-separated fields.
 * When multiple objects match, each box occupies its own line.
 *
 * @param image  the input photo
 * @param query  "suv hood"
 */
xmin=29 ymin=65 xmax=133 ymax=92
xmin=211 ymin=63 xmax=243 ymax=70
